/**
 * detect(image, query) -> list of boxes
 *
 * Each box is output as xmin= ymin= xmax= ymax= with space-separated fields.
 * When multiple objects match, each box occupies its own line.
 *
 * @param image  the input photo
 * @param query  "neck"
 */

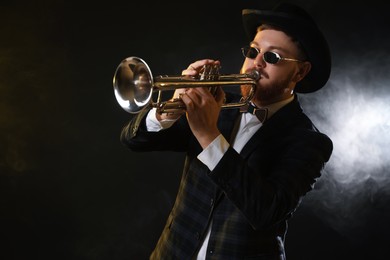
xmin=253 ymin=94 xmax=294 ymax=107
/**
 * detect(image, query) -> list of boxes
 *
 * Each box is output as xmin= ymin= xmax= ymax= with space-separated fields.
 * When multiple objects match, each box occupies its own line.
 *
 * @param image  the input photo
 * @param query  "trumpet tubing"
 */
xmin=113 ymin=57 xmax=258 ymax=114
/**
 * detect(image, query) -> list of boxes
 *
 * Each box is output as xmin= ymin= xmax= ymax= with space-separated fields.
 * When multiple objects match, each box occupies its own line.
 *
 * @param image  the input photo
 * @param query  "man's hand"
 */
xmin=180 ymin=59 xmax=225 ymax=149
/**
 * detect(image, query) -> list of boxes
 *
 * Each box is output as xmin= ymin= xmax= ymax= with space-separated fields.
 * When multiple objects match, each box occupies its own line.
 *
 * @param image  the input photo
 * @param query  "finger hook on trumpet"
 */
xmin=112 ymin=56 xmax=259 ymax=114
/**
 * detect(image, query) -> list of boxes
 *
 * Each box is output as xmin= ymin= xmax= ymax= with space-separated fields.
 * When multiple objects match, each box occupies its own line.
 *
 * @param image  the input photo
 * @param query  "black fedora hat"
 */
xmin=242 ymin=3 xmax=331 ymax=93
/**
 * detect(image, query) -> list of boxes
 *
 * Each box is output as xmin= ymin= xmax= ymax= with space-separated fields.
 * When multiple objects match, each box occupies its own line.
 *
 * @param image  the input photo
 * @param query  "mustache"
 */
xmin=241 ymin=67 xmax=267 ymax=80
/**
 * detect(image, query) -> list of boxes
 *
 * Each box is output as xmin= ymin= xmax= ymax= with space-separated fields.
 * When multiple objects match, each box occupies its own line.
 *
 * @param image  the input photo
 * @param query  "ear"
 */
xmin=294 ymin=61 xmax=311 ymax=83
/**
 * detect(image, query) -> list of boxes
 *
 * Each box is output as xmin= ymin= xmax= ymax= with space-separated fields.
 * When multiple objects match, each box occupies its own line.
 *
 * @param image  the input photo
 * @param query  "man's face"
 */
xmin=240 ymin=28 xmax=304 ymax=106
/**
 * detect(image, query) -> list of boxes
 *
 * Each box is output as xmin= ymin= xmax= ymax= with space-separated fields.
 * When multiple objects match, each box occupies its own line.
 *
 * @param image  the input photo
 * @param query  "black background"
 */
xmin=1 ymin=0 xmax=390 ymax=259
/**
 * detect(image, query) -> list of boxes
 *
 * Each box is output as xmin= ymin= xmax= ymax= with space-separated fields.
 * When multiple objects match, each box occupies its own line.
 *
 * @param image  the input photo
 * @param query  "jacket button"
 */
xmin=210 ymin=198 xmax=214 ymax=207
xmin=195 ymin=232 xmax=200 ymax=240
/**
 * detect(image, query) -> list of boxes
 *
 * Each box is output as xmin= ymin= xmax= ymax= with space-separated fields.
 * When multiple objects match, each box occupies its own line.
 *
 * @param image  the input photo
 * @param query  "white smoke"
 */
xmin=298 ymin=51 xmax=390 ymax=234
xmin=320 ymin=84 xmax=390 ymax=186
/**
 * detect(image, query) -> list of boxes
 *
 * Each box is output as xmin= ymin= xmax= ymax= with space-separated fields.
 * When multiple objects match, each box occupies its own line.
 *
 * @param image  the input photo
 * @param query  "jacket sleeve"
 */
xmin=208 ymin=127 xmax=333 ymax=230
xmin=120 ymin=108 xmax=193 ymax=152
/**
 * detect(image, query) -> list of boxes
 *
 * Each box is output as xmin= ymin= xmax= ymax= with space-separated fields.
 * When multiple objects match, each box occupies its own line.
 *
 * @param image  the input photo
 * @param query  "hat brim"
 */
xmin=242 ymin=9 xmax=331 ymax=93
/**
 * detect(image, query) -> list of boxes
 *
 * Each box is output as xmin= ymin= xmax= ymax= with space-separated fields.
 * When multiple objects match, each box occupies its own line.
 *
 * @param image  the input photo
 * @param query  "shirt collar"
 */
xmin=252 ymin=95 xmax=294 ymax=120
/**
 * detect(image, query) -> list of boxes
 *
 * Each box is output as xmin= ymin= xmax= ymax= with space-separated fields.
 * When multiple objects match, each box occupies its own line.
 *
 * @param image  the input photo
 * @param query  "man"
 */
xmin=120 ymin=2 xmax=333 ymax=259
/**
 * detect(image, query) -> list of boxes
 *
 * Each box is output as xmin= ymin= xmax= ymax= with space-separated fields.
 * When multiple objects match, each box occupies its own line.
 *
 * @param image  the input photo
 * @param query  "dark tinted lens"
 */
xmin=263 ymin=52 xmax=280 ymax=64
xmin=242 ymin=47 xmax=259 ymax=59
xmin=248 ymin=47 xmax=259 ymax=58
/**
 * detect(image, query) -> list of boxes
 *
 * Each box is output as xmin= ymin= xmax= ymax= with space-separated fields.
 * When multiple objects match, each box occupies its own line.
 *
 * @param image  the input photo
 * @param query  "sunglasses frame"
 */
xmin=241 ymin=46 xmax=303 ymax=64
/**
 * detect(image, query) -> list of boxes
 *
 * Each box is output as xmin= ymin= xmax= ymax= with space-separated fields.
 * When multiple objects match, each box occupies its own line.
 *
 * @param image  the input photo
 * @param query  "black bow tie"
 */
xmin=239 ymin=103 xmax=268 ymax=123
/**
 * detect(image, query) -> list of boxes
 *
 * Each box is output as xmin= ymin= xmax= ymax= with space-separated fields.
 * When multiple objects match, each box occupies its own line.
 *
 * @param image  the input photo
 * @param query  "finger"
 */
xmin=191 ymin=59 xmax=220 ymax=69
xmin=214 ymin=87 xmax=226 ymax=106
xmin=184 ymin=59 xmax=220 ymax=72
xmin=182 ymin=69 xmax=198 ymax=77
xmin=180 ymin=91 xmax=198 ymax=113
xmin=172 ymin=88 xmax=187 ymax=99
xmin=185 ymin=88 xmax=203 ymax=106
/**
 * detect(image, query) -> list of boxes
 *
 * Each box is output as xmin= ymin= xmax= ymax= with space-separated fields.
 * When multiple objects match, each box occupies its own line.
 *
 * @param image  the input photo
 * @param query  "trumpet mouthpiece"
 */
xmin=248 ymin=70 xmax=260 ymax=80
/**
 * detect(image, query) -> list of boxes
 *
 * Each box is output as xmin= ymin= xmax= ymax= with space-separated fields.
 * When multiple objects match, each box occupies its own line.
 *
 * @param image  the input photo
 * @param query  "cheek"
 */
xmin=240 ymin=85 xmax=253 ymax=98
xmin=240 ymin=59 xmax=252 ymax=73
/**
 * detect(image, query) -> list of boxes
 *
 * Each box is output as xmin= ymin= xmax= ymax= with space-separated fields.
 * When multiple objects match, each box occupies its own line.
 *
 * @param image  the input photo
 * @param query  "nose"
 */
xmin=253 ymin=52 xmax=264 ymax=68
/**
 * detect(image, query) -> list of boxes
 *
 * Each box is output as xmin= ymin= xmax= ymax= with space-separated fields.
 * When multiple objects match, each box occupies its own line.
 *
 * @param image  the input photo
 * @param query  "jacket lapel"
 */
xmin=218 ymin=107 xmax=241 ymax=142
xmin=240 ymin=97 xmax=303 ymax=159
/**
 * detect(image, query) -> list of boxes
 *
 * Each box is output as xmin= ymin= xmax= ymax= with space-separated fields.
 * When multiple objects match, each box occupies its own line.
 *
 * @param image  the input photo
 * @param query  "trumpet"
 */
xmin=112 ymin=57 xmax=259 ymax=114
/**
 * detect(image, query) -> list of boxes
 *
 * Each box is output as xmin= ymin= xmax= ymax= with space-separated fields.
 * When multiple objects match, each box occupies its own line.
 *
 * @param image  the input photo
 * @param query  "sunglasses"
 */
xmin=241 ymin=46 xmax=303 ymax=64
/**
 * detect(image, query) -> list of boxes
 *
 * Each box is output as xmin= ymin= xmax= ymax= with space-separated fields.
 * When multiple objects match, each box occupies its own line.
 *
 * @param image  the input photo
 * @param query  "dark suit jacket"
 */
xmin=120 ymin=94 xmax=333 ymax=260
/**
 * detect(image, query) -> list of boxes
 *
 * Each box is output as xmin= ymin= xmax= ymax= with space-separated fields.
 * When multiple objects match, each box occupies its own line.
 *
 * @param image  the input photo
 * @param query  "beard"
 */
xmin=241 ymin=69 xmax=295 ymax=105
